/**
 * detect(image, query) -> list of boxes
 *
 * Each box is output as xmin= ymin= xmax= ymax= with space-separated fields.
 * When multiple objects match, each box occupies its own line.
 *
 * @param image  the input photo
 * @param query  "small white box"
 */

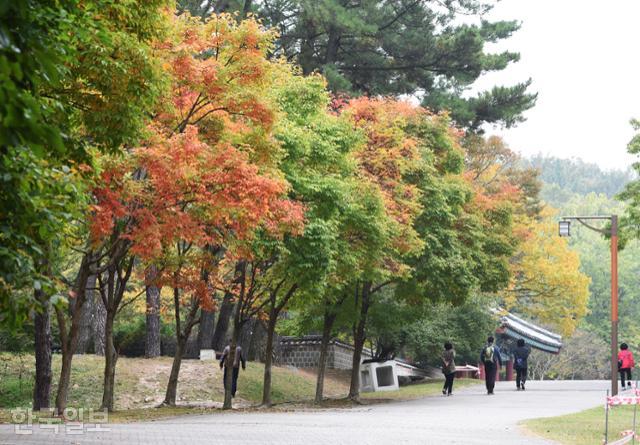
xmin=360 ymin=360 xmax=399 ymax=392
xmin=200 ymin=349 xmax=216 ymax=360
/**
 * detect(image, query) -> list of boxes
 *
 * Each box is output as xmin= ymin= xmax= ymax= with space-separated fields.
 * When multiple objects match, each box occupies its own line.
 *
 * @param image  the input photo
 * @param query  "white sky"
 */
xmin=473 ymin=0 xmax=640 ymax=171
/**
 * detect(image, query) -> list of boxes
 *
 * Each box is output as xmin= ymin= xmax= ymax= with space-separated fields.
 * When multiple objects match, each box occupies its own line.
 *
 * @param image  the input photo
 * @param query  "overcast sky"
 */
xmin=472 ymin=0 xmax=640 ymax=171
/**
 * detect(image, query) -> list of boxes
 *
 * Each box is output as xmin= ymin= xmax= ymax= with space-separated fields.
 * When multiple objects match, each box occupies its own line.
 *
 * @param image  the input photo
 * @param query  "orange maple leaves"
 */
xmin=89 ymin=13 xmax=304 ymax=306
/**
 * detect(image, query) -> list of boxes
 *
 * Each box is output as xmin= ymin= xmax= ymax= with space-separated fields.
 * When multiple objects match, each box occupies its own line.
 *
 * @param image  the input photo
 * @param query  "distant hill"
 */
xmin=523 ymin=155 xmax=635 ymax=199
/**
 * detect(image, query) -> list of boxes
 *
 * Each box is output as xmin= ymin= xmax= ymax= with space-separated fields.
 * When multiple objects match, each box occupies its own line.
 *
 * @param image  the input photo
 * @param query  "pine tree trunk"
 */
xmin=315 ymin=307 xmax=337 ymax=404
xmin=33 ymin=289 xmax=52 ymax=410
xmin=198 ymin=309 xmax=215 ymax=352
xmin=212 ymin=291 xmax=234 ymax=351
xmin=145 ymin=266 xmax=161 ymax=358
xmin=348 ymin=282 xmax=371 ymax=402
xmin=76 ymin=274 xmax=96 ymax=354
xmin=101 ymin=312 xmax=117 ymax=411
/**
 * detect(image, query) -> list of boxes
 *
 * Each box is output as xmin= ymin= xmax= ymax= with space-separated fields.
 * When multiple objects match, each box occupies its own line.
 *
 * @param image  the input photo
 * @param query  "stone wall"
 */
xmin=277 ymin=336 xmax=372 ymax=370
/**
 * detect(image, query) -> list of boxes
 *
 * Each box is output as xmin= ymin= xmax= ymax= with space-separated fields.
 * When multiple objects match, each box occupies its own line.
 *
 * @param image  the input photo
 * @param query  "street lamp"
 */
xmin=558 ymin=215 xmax=619 ymax=395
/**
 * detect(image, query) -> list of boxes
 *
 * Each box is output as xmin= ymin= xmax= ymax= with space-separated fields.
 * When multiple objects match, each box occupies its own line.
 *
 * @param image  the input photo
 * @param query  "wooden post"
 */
xmin=506 ymin=359 xmax=514 ymax=382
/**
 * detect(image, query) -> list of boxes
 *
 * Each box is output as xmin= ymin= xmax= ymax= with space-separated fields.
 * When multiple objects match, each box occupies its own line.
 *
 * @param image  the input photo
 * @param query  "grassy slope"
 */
xmin=0 ymin=352 xmax=480 ymax=423
xmin=524 ymin=405 xmax=639 ymax=445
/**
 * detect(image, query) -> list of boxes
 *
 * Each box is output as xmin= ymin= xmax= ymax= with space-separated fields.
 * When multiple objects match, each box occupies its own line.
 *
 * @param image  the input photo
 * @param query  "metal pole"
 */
xmin=612 ymin=215 xmax=619 ymax=397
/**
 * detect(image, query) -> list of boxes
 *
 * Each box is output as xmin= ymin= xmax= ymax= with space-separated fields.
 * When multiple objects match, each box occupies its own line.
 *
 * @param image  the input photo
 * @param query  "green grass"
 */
xmin=0 ymin=353 xmax=350 ymax=422
xmin=360 ymin=378 xmax=480 ymax=400
xmin=524 ymin=405 xmax=640 ymax=445
xmin=0 ymin=352 xmax=481 ymax=423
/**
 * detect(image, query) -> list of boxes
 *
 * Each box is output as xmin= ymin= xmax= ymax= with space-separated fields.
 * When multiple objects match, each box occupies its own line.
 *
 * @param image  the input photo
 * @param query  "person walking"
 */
xmin=441 ymin=342 xmax=456 ymax=396
xmin=513 ymin=338 xmax=530 ymax=391
xmin=219 ymin=344 xmax=246 ymax=398
xmin=480 ymin=336 xmax=502 ymax=395
xmin=618 ymin=343 xmax=635 ymax=391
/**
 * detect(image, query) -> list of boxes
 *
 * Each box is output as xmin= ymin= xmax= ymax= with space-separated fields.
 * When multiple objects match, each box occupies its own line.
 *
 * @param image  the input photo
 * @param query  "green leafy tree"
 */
xmin=0 ymin=0 xmax=169 ymax=327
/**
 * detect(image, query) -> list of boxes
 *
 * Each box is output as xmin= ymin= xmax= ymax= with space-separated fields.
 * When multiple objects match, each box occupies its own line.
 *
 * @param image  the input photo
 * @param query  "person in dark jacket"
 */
xmin=219 ymin=344 xmax=246 ymax=397
xmin=513 ymin=339 xmax=531 ymax=391
xmin=480 ymin=336 xmax=502 ymax=395
xmin=441 ymin=342 xmax=456 ymax=396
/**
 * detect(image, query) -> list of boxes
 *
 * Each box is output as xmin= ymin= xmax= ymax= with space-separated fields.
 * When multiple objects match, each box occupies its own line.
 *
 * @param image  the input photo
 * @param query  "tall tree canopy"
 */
xmin=178 ymin=0 xmax=537 ymax=130
xmin=0 ymin=0 xmax=169 ymax=328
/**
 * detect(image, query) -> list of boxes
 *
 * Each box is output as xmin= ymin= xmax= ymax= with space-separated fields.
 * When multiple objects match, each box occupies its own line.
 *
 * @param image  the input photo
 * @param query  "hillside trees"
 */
xmin=620 ymin=119 xmax=640 ymax=239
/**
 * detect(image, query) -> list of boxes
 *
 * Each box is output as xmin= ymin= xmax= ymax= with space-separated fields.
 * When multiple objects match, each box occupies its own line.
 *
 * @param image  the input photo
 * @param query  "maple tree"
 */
xmin=88 ymin=13 xmax=303 ymax=410
xmin=504 ymin=212 xmax=590 ymax=336
xmin=242 ymin=70 xmax=366 ymax=406
xmin=337 ymin=97 xmax=428 ymax=400
xmin=32 ymin=0 xmax=173 ymax=414
xmin=463 ymin=135 xmax=589 ymax=336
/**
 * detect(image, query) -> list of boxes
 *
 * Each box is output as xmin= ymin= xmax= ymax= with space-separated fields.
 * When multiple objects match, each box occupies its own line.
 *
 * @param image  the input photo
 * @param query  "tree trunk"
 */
xmin=164 ymin=289 xmax=200 ymax=406
xmin=54 ymin=329 xmax=74 ymax=415
xmin=101 ymin=312 xmax=117 ymax=411
xmin=33 ymin=289 xmax=52 ymax=410
xmin=261 ymin=304 xmax=277 ymax=406
xmin=223 ymin=299 xmax=241 ymax=410
xmin=93 ymin=274 xmax=107 ymax=356
xmin=198 ymin=309 xmax=215 ymax=352
xmin=76 ymin=274 xmax=96 ymax=354
xmin=348 ymin=282 xmax=371 ymax=402
xmin=145 ymin=266 xmax=162 ymax=358
xmin=241 ymin=0 xmax=253 ymax=18
xmin=325 ymin=26 xmax=341 ymax=64
xmin=54 ymin=253 xmax=93 ymax=414
xmin=239 ymin=317 xmax=256 ymax=356
xmin=212 ymin=289 xmax=234 ymax=351
xmin=163 ymin=338 xmax=185 ymax=406
xmin=315 ymin=306 xmax=337 ymax=404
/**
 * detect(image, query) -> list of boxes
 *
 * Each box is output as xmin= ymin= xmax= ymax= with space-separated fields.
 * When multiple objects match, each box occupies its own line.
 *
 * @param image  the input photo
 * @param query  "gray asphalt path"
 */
xmin=0 ymin=380 xmax=610 ymax=444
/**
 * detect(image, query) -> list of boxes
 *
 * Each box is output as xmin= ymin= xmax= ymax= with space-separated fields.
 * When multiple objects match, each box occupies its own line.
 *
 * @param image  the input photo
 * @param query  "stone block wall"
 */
xmin=277 ymin=336 xmax=372 ymax=370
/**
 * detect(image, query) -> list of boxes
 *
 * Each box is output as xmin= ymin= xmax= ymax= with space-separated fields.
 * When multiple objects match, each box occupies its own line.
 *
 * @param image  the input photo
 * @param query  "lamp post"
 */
xmin=559 ymin=215 xmax=619 ymax=395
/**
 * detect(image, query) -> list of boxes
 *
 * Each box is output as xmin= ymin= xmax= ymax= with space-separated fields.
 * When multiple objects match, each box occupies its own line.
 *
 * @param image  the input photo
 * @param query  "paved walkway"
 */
xmin=0 ymin=380 xmax=610 ymax=444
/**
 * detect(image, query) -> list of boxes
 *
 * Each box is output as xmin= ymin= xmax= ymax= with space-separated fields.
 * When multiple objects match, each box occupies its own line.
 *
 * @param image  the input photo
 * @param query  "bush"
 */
xmin=113 ymin=315 xmax=198 ymax=358
xmin=114 ymin=317 xmax=146 ymax=357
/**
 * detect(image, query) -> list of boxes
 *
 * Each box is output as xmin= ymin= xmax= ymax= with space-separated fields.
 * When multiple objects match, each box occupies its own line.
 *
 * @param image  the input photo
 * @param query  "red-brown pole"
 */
xmin=611 ymin=215 xmax=619 ymax=396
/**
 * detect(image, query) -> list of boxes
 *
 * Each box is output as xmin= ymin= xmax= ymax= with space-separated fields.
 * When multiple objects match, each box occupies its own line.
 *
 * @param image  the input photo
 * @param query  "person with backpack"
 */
xmin=441 ymin=342 xmax=456 ymax=396
xmin=513 ymin=338 xmax=530 ymax=391
xmin=480 ymin=336 xmax=502 ymax=395
xmin=618 ymin=343 xmax=635 ymax=391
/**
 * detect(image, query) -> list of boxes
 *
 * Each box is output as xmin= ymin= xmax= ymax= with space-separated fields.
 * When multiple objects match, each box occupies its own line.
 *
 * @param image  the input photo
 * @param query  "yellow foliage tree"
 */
xmin=505 ymin=209 xmax=591 ymax=336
